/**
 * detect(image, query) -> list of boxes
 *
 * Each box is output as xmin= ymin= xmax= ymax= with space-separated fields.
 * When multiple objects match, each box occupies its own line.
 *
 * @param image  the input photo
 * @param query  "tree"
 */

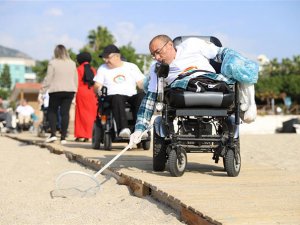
xmin=0 ymin=64 xmax=12 ymax=89
xmin=80 ymin=25 xmax=153 ymax=71
xmin=81 ymin=26 xmax=116 ymax=68
xmin=87 ymin=26 xmax=115 ymax=52
xmin=119 ymin=43 xmax=144 ymax=70
xmin=32 ymin=60 xmax=48 ymax=83
xmin=68 ymin=48 xmax=77 ymax=63
xmin=256 ymin=55 xmax=300 ymax=104
xmin=0 ymin=88 xmax=9 ymax=99
xmin=33 ymin=25 xmax=152 ymax=82
xmin=33 ymin=49 xmax=77 ymax=83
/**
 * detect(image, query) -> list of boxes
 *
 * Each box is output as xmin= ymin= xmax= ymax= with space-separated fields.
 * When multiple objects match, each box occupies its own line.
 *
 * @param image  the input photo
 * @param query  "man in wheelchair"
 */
xmin=129 ymin=35 xmax=258 ymax=177
xmin=93 ymin=44 xmax=149 ymax=150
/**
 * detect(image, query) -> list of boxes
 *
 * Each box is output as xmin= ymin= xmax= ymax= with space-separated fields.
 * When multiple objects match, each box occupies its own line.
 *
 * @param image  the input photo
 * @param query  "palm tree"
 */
xmin=87 ymin=26 xmax=115 ymax=52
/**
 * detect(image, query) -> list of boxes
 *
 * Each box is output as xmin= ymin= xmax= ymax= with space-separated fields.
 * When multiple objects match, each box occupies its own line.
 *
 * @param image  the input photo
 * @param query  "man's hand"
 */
xmin=129 ymin=130 xmax=149 ymax=147
xmin=129 ymin=131 xmax=143 ymax=147
xmin=97 ymin=87 xmax=102 ymax=96
xmin=94 ymin=82 xmax=103 ymax=96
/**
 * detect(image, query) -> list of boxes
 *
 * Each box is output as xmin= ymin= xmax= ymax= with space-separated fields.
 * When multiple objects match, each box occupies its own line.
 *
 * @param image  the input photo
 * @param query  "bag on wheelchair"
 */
xmin=186 ymin=76 xmax=232 ymax=93
xmin=165 ymin=74 xmax=234 ymax=108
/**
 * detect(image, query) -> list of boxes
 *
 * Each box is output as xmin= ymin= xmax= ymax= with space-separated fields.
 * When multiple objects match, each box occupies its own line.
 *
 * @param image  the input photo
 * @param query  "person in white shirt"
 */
xmin=94 ymin=44 xmax=145 ymax=138
xmin=129 ymin=34 xmax=258 ymax=146
xmin=16 ymin=99 xmax=34 ymax=131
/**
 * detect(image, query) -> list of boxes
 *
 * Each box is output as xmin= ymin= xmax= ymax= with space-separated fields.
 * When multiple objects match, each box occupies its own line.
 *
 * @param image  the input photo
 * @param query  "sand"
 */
xmin=0 ymin=136 xmax=185 ymax=225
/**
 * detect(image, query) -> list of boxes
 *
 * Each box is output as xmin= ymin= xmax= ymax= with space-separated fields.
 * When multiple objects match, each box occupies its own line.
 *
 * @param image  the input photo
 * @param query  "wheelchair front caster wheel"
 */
xmin=168 ymin=149 xmax=187 ymax=177
xmin=225 ymin=149 xmax=241 ymax=177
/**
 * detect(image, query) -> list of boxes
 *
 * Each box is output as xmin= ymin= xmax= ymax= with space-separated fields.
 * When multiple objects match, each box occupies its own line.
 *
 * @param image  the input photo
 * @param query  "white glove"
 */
xmin=129 ymin=130 xmax=149 ymax=147
xmin=129 ymin=131 xmax=143 ymax=147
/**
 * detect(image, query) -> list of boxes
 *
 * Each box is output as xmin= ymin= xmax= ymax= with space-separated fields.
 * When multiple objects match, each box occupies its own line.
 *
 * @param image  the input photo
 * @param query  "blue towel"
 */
xmin=221 ymin=48 xmax=259 ymax=84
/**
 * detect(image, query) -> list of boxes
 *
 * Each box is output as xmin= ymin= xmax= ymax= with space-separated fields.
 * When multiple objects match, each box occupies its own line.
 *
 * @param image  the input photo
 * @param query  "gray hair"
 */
xmin=149 ymin=34 xmax=173 ymax=47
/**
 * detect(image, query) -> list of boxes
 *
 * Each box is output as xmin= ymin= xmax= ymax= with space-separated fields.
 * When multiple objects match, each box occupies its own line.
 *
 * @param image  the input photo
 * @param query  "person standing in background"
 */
xmin=74 ymin=52 xmax=97 ymax=142
xmin=41 ymin=44 xmax=78 ymax=144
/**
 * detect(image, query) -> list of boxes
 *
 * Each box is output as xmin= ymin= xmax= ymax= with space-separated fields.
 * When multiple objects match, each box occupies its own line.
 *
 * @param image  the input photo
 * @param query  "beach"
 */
xmin=0 ymin=136 xmax=185 ymax=225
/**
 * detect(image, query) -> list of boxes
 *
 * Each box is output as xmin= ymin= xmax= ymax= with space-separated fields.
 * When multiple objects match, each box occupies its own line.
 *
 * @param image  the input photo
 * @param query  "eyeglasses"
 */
xmin=151 ymin=41 xmax=169 ymax=58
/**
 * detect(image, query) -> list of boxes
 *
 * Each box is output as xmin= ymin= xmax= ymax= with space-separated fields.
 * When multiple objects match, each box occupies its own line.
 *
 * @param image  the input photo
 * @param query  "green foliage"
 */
xmin=0 ymin=64 xmax=12 ymax=89
xmin=283 ymin=75 xmax=300 ymax=96
xmin=79 ymin=25 xmax=153 ymax=72
xmin=33 ymin=25 xmax=153 ymax=84
xmin=32 ymin=60 xmax=48 ymax=83
xmin=257 ymin=55 xmax=300 ymax=103
xmin=87 ymin=26 xmax=115 ymax=52
xmin=81 ymin=26 xmax=116 ymax=69
xmin=0 ymin=88 xmax=10 ymax=99
xmin=119 ymin=43 xmax=143 ymax=70
xmin=68 ymin=49 xmax=77 ymax=64
xmin=260 ymin=56 xmax=300 ymax=77
xmin=256 ymin=76 xmax=283 ymax=99
xmin=33 ymin=49 xmax=78 ymax=83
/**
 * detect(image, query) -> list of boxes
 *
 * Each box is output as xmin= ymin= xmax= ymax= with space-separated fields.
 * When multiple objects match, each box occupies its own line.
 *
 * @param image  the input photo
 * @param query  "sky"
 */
xmin=0 ymin=0 xmax=299 ymax=62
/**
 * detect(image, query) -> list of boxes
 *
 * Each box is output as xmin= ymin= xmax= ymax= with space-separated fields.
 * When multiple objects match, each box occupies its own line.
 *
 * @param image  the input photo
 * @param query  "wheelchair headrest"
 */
xmin=173 ymin=36 xmax=222 ymax=73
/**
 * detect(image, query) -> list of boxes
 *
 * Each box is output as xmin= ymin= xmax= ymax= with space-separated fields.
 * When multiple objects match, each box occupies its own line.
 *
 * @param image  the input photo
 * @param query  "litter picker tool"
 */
xmin=54 ymin=126 xmax=152 ymax=198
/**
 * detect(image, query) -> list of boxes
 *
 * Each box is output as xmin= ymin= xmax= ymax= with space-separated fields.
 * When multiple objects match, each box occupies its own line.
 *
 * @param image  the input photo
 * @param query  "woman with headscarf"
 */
xmin=74 ymin=52 xmax=98 ymax=142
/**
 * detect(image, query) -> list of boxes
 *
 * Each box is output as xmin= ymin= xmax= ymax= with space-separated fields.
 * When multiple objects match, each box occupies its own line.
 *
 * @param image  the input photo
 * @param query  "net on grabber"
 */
xmin=54 ymin=127 xmax=152 ymax=198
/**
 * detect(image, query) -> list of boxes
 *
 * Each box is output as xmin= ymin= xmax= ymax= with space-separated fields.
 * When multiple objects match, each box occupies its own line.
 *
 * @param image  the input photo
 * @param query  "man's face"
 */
xmin=103 ymin=53 xmax=120 ymax=69
xmin=150 ymin=39 xmax=174 ymax=64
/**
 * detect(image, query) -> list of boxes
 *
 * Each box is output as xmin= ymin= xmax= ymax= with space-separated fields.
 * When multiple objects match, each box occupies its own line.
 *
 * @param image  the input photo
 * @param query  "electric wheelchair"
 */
xmin=92 ymin=86 xmax=151 ymax=150
xmin=152 ymin=36 xmax=241 ymax=177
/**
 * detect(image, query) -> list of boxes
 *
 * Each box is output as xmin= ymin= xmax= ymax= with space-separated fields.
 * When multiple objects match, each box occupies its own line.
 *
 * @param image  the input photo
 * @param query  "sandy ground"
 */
xmin=0 ymin=136 xmax=185 ymax=225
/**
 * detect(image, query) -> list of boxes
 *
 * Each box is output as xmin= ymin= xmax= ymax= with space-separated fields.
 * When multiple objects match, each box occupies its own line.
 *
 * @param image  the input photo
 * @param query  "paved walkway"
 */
xmin=4 ymin=132 xmax=300 ymax=225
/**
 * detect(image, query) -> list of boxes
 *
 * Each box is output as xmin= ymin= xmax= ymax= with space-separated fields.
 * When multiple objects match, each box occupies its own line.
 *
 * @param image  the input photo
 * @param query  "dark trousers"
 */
xmin=48 ymin=92 xmax=75 ymax=140
xmin=106 ymin=92 xmax=145 ymax=132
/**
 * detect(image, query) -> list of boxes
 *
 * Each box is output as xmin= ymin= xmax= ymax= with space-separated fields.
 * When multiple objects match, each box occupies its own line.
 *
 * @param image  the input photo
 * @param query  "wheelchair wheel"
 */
xmin=224 ymin=147 xmax=241 ymax=177
xmin=142 ymin=140 xmax=150 ymax=150
xmin=92 ymin=122 xmax=101 ymax=149
xmin=168 ymin=148 xmax=187 ymax=177
xmin=103 ymin=132 xmax=112 ymax=150
xmin=153 ymin=127 xmax=167 ymax=171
